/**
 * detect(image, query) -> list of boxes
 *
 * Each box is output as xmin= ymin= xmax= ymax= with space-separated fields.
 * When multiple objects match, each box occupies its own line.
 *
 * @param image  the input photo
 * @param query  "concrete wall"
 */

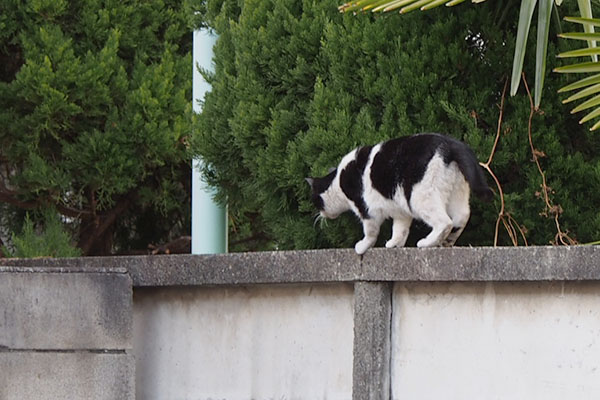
xmin=392 ymin=282 xmax=600 ymax=399
xmin=3 ymin=246 xmax=600 ymax=400
xmin=0 ymin=267 xmax=134 ymax=400
xmin=133 ymin=284 xmax=354 ymax=400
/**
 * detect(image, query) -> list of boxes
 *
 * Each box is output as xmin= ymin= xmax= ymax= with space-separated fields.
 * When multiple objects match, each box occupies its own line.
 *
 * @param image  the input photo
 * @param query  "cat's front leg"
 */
xmin=386 ymin=215 xmax=412 ymax=248
xmin=354 ymin=217 xmax=381 ymax=255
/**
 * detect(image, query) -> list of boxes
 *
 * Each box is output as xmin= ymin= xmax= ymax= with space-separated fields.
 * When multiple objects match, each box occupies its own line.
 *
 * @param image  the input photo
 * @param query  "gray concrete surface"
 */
xmin=0 ymin=352 xmax=134 ymax=400
xmin=0 ymin=268 xmax=132 ymax=349
xmin=3 ymin=246 xmax=600 ymax=286
xmin=2 ymin=247 xmax=600 ymax=400
xmin=352 ymin=282 xmax=392 ymax=400
xmin=1 ymin=267 xmax=133 ymax=400
xmin=133 ymin=284 xmax=354 ymax=400
xmin=391 ymin=282 xmax=600 ymax=399
xmin=362 ymin=246 xmax=600 ymax=281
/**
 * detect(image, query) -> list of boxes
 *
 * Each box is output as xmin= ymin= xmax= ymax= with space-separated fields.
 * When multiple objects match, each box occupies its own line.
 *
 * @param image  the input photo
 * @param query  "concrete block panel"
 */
xmin=392 ymin=282 xmax=600 ymax=399
xmin=0 ymin=269 xmax=132 ymax=350
xmin=353 ymin=282 xmax=392 ymax=400
xmin=133 ymin=284 xmax=354 ymax=400
xmin=0 ymin=352 xmax=133 ymax=400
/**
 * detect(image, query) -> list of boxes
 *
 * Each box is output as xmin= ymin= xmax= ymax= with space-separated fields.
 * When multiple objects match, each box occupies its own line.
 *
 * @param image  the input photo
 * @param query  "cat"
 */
xmin=306 ymin=133 xmax=493 ymax=254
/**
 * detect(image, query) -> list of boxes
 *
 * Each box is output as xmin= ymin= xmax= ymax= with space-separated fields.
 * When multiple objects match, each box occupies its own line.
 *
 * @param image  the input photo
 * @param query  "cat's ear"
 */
xmin=305 ymin=177 xmax=314 ymax=188
xmin=328 ymin=167 xmax=336 ymax=174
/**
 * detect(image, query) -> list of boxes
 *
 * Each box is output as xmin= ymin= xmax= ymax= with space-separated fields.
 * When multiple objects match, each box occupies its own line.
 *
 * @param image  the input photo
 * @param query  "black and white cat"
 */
xmin=306 ymin=133 xmax=493 ymax=254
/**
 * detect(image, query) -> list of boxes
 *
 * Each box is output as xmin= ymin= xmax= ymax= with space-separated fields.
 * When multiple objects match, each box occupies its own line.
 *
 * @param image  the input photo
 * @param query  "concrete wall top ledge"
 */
xmin=0 ymin=266 xmax=127 ymax=274
xmin=2 ymin=246 xmax=600 ymax=287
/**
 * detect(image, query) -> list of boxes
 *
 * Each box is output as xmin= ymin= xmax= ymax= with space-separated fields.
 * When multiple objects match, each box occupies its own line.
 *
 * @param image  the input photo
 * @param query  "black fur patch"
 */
xmin=310 ymin=169 xmax=336 ymax=211
xmin=370 ymin=133 xmax=491 ymax=202
xmin=340 ymin=145 xmax=373 ymax=219
xmin=370 ymin=135 xmax=443 ymax=201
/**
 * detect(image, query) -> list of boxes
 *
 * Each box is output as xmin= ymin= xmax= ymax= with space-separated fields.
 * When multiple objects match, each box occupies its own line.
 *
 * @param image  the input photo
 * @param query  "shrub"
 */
xmin=3 ymin=210 xmax=81 ymax=258
xmin=192 ymin=0 xmax=600 ymax=250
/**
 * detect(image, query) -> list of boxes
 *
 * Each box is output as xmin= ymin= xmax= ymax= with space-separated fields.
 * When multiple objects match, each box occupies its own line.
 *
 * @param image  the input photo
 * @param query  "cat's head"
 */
xmin=306 ymin=167 xmax=348 ymax=219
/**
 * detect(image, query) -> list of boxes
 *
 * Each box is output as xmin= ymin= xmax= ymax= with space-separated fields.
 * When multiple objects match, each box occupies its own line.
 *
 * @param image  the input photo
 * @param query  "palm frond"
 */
xmin=339 ymin=0 xmax=600 ymax=128
xmin=556 ymin=14 xmax=600 ymax=130
xmin=338 ymin=0 xmax=484 ymax=13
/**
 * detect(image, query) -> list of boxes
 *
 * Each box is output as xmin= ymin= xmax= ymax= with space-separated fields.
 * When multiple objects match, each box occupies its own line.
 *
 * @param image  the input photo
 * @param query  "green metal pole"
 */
xmin=192 ymin=28 xmax=227 ymax=254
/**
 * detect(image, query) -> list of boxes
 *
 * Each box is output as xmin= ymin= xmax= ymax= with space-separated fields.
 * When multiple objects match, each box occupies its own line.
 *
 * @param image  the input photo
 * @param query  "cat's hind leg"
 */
xmin=355 ymin=217 xmax=382 ymax=255
xmin=385 ymin=215 xmax=412 ymax=248
xmin=442 ymin=210 xmax=470 ymax=247
xmin=442 ymin=225 xmax=466 ymax=247
xmin=414 ymin=204 xmax=453 ymax=248
xmin=416 ymin=216 xmax=453 ymax=248
xmin=442 ymin=184 xmax=471 ymax=247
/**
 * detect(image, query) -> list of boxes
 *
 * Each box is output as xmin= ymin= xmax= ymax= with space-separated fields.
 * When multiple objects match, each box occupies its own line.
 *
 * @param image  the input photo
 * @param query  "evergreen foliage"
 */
xmin=0 ymin=0 xmax=192 ymax=255
xmin=193 ymin=0 xmax=600 ymax=250
xmin=2 ymin=209 xmax=81 ymax=258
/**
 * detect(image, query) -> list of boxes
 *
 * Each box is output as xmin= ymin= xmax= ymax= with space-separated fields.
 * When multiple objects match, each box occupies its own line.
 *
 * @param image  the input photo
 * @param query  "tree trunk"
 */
xmin=77 ymin=197 xmax=132 ymax=256
xmin=78 ymin=214 xmax=114 ymax=256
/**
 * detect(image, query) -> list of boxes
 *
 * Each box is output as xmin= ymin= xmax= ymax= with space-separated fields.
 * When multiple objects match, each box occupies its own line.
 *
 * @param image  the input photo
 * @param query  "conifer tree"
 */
xmin=193 ymin=0 xmax=600 ymax=250
xmin=0 ymin=0 xmax=193 ymax=255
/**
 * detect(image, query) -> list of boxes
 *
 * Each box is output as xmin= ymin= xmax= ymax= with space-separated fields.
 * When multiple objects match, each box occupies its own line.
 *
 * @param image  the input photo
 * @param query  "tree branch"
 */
xmin=78 ymin=194 xmax=135 ymax=255
xmin=0 ymin=178 xmax=91 ymax=217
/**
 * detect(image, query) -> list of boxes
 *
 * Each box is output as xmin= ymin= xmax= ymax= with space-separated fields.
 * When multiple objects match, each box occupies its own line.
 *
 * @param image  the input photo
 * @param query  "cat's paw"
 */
xmin=385 ymin=239 xmax=399 ymax=248
xmin=354 ymin=239 xmax=373 ymax=255
xmin=417 ymin=237 xmax=437 ymax=248
xmin=418 ymin=226 xmax=451 ymax=248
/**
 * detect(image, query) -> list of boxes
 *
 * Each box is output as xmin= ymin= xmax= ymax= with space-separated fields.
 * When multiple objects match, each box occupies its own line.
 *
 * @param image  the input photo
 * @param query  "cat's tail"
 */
xmin=451 ymin=141 xmax=494 ymax=202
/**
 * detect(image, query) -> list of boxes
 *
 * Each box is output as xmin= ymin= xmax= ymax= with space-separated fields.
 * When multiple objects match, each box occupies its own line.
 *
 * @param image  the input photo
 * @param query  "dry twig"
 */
xmin=521 ymin=75 xmax=577 ymax=245
xmin=479 ymin=78 xmax=528 ymax=246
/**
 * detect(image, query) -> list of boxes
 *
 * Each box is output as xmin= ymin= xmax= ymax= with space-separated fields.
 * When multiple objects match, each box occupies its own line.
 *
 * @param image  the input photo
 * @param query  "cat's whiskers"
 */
xmin=313 ymin=212 xmax=328 ymax=228
xmin=312 ymin=212 xmax=320 ymax=228
xmin=319 ymin=215 xmax=328 ymax=228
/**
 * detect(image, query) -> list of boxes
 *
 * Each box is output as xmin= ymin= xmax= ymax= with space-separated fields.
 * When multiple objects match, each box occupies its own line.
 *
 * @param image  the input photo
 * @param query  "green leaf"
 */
xmin=340 ymin=0 xmax=485 ymax=13
xmin=364 ymin=0 xmax=396 ymax=11
xmin=557 ymin=47 xmax=600 ymax=58
xmin=511 ymin=0 xmax=538 ymax=97
xmin=535 ymin=0 xmax=552 ymax=107
xmin=570 ymin=93 xmax=600 ymax=113
xmin=421 ymin=0 xmax=450 ymax=10
xmin=589 ymin=119 xmax=600 ymax=130
xmin=558 ymin=32 xmax=600 ymax=41
xmin=445 ymin=0 xmax=468 ymax=6
xmin=401 ymin=0 xmax=435 ymax=13
xmin=372 ymin=1 xmax=395 ymax=11
xmin=558 ymin=73 xmax=600 ymax=92
xmin=578 ymin=104 xmax=600 ymax=123
xmin=384 ymin=0 xmax=417 ymax=12
xmin=563 ymin=16 xmax=600 ymax=27
xmin=562 ymin=83 xmax=600 ymax=103
xmin=338 ymin=0 xmax=374 ymax=13
xmin=554 ymin=61 xmax=600 ymax=73
xmin=367 ymin=0 xmax=407 ymax=12
xmin=576 ymin=0 xmax=596 ymax=62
